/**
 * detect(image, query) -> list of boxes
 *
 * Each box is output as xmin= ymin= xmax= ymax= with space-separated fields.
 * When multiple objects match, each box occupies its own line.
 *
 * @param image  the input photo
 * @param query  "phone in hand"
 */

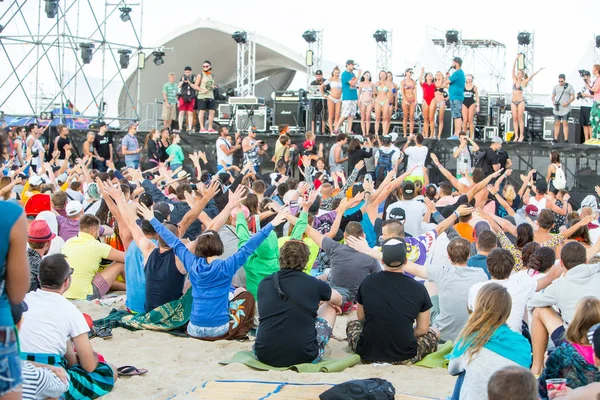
xmin=532 ymin=171 xmax=538 ymax=181
xmin=289 ymin=200 xmax=299 ymax=215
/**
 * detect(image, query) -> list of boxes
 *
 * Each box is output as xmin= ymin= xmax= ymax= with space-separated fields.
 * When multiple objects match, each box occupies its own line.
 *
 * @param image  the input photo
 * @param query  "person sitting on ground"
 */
xmin=447 ymin=283 xmax=532 ymax=400
xmin=51 ymin=190 xmax=68 ymax=217
xmin=27 ymin=220 xmax=56 ymax=292
xmin=62 ymin=214 xmax=125 ymax=300
xmin=467 ymin=229 xmax=497 ymax=278
xmin=19 ymin=254 xmax=117 ymax=399
xmin=56 ymin=201 xmax=114 ymax=243
xmin=346 ymin=238 xmax=438 ymax=364
xmin=487 ymin=366 xmax=538 ymax=400
xmin=529 ymin=242 xmax=600 ymax=375
xmin=538 ymin=297 xmax=600 ymax=399
xmin=254 ymin=240 xmax=342 ymax=367
xmin=139 ymin=202 xmax=289 ymax=340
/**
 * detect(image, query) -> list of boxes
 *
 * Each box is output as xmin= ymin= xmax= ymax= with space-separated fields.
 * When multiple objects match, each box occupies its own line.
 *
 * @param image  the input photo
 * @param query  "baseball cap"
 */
xmin=389 ymin=132 xmax=399 ymax=143
xmin=29 ymin=175 xmax=44 ymax=186
xmin=315 ymin=70 xmax=323 ymax=75
xmin=491 ymin=136 xmax=503 ymax=144
xmin=153 ymin=202 xmax=172 ymax=220
xmin=381 ymin=135 xmax=392 ymax=144
xmin=580 ymin=195 xmax=599 ymax=213
xmin=525 ymin=204 xmax=539 ymax=219
xmin=56 ymin=173 xmax=68 ymax=184
xmin=346 ymin=59 xmax=355 ymax=65
xmin=217 ymin=172 xmax=231 ymax=184
xmin=184 ymin=66 xmax=192 ymax=71
xmin=381 ymin=238 xmax=407 ymax=268
xmin=388 ymin=207 xmax=406 ymax=223
xmin=28 ymin=220 xmax=56 ymax=243
xmin=535 ymin=179 xmax=548 ymax=193
xmin=24 ymin=194 xmax=52 ymax=217
xmin=453 ymin=57 xmax=463 ymax=66
xmin=474 ymin=221 xmax=491 ymax=237
xmin=303 ymin=140 xmax=315 ymax=149
xmin=402 ymin=181 xmax=415 ymax=198
xmin=139 ymin=192 xmax=153 ymax=208
xmin=66 ymin=201 xmax=83 ymax=217
xmin=98 ymin=121 xmax=107 ymax=127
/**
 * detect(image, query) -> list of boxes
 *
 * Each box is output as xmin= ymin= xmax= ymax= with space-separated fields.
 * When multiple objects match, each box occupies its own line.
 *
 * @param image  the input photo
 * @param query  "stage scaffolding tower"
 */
xmin=517 ymin=32 xmax=535 ymax=103
xmin=594 ymin=34 xmax=600 ymax=64
xmin=235 ymin=31 xmax=256 ymax=97
xmin=374 ymin=29 xmax=393 ymax=73
xmin=0 ymin=0 xmax=158 ymax=125
xmin=303 ymin=30 xmax=322 ymax=88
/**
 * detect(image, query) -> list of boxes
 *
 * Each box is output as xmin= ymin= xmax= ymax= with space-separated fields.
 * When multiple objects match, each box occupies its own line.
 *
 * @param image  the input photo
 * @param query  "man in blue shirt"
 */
xmin=466 ymin=228 xmax=496 ymax=279
xmin=446 ymin=57 xmax=466 ymax=136
xmin=334 ymin=59 xmax=361 ymax=134
xmin=121 ymin=123 xmax=141 ymax=168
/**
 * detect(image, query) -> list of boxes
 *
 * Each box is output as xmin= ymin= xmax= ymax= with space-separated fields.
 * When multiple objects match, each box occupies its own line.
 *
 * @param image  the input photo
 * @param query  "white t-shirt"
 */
xmin=374 ymin=146 xmax=401 ymax=168
xmin=20 ymin=290 xmax=90 ymax=356
xmin=216 ymin=137 xmax=233 ymax=166
xmin=404 ymin=146 xmax=429 ymax=175
xmin=385 ymin=199 xmax=427 ymax=237
xmin=528 ymin=196 xmax=547 ymax=210
xmin=467 ymin=275 xmax=537 ymax=333
xmin=26 ymin=135 xmax=45 ymax=168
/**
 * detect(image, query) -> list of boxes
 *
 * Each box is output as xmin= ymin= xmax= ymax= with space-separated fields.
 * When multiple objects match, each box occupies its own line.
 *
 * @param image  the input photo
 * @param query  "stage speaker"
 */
xmin=441 ymin=109 xmax=453 ymax=138
xmin=235 ymin=106 xmax=267 ymax=132
xmin=273 ymin=101 xmax=301 ymax=127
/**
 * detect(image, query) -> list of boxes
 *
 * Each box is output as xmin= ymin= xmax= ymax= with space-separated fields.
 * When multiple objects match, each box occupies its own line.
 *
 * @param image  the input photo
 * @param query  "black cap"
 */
xmin=453 ymin=57 xmax=463 ymax=66
xmin=98 ymin=121 xmax=107 ymax=127
xmin=139 ymin=192 xmax=153 ymax=208
xmin=402 ymin=181 xmax=416 ymax=198
xmin=535 ymin=179 xmax=548 ymax=193
xmin=381 ymin=135 xmax=392 ymax=144
xmin=388 ymin=207 xmax=406 ymax=223
xmin=381 ymin=238 xmax=407 ymax=268
xmin=315 ymin=70 xmax=323 ymax=75
xmin=217 ymin=172 xmax=231 ymax=184
xmin=153 ymin=202 xmax=172 ymax=220
xmin=346 ymin=59 xmax=355 ymax=65
xmin=184 ymin=66 xmax=192 ymax=71
xmin=351 ymin=183 xmax=365 ymax=197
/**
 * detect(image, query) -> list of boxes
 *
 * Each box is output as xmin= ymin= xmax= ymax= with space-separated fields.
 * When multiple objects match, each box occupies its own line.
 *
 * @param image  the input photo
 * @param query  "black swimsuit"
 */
xmin=463 ymin=87 xmax=475 ymax=108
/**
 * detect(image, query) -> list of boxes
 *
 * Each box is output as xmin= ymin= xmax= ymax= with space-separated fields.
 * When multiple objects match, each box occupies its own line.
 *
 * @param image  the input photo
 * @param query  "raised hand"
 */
xmin=345 ymin=235 xmax=370 ymax=254
xmin=137 ymin=203 xmax=155 ymax=221
xmin=456 ymin=205 xmax=475 ymax=216
xmin=423 ymin=197 xmax=437 ymax=213
xmin=203 ymin=180 xmax=221 ymax=200
xmin=355 ymin=160 xmax=365 ymax=171
xmin=487 ymin=184 xmax=498 ymax=196
xmin=227 ymin=185 xmax=247 ymax=208
xmin=430 ymin=153 xmax=440 ymax=165
xmin=271 ymin=210 xmax=291 ymax=227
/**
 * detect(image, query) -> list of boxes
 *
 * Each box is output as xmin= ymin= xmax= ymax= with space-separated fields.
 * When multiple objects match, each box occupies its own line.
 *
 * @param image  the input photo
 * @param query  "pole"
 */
xmin=135 ymin=0 xmax=144 ymax=121
xmin=99 ymin=0 xmax=108 ymax=118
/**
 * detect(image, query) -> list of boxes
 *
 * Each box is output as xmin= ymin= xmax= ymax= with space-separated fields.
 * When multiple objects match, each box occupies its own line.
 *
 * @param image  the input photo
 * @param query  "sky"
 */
xmin=1 ymin=0 xmax=598 ymax=118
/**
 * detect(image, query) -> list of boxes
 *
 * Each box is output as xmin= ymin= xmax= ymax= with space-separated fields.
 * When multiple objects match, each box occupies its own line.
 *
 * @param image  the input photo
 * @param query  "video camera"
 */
xmin=578 ymin=69 xmax=591 ymax=78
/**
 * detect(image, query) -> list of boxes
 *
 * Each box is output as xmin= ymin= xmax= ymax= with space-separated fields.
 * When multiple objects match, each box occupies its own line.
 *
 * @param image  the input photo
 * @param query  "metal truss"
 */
xmin=305 ymin=30 xmax=322 ymax=88
xmin=236 ymin=32 xmax=256 ymax=97
xmin=517 ymin=32 xmax=535 ymax=103
xmin=375 ymin=30 xmax=393 ymax=72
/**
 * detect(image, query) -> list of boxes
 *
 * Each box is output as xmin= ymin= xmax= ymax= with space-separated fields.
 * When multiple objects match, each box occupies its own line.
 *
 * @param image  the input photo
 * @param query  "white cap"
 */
xmin=56 ymin=173 xmax=69 ymax=184
xmin=65 ymin=201 xmax=83 ymax=217
xmin=389 ymin=132 xmax=398 ymax=143
xmin=29 ymin=175 xmax=44 ymax=186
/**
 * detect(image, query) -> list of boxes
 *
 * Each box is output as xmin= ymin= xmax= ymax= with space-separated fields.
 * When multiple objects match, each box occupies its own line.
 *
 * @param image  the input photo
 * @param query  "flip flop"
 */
xmin=117 ymin=366 xmax=148 ymax=377
xmin=95 ymin=327 xmax=113 ymax=339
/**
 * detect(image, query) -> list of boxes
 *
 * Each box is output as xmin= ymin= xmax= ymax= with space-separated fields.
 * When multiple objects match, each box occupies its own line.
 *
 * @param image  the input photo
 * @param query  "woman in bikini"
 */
xmin=374 ymin=71 xmax=393 ymax=135
xmin=387 ymin=71 xmax=399 ymax=122
xmin=358 ymin=71 xmax=375 ymax=136
xmin=434 ymin=71 xmax=448 ymax=139
xmin=420 ymin=67 xmax=436 ymax=138
xmin=511 ymin=54 xmax=543 ymax=142
xmin=462 ymin=74 xmax=480 ymax=140
xmin=320 ymin=66 xmax=342 ymax=135
xmin=400 ymin=68 xmax=417 ymax=137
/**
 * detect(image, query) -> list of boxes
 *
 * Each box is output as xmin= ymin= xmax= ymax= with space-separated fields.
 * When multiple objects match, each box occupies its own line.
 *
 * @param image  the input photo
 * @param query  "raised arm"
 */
xmin=430 ymin=153 xmax=468 ymax=193
xmin=178 ymin=181 xmax=220 ymax=237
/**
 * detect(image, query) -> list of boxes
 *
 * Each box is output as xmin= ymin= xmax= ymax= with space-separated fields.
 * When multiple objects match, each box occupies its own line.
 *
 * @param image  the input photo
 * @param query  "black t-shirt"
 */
xmin=56 ymin=136 xmax=70 ymax=159
xmin=255 ymin=269 xmax=332 ymax=367
xmin=347 ymin=148 xmax=372 ymax=176
xmin=497 ymin=149 xmax=510 ymax=170
xmin=482 ymin=147 xmax=499 ymax=176
xmin=355 ymin=271 xmax=432 ymax=363
xmin=144 ymin=248 xmax=185 ymax=312
xmin=93 ymin=132 xmax=113 ymax=159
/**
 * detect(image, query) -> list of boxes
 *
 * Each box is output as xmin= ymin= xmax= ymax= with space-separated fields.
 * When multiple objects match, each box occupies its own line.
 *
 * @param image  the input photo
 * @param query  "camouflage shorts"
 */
xmin=346 ymin=319 xmax=438 ymax=365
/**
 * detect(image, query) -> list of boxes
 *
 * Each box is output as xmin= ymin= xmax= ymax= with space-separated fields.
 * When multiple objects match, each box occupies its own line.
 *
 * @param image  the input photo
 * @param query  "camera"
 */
xmin=578 ymin=69 xmax=590 ymax=78
xmin=31 ymin=150 xmax=39 ymax=158
xmin=554 ymin=102 xmax=560 ymax=112
xmin=576 ymin=92 xmax=583 ymax=100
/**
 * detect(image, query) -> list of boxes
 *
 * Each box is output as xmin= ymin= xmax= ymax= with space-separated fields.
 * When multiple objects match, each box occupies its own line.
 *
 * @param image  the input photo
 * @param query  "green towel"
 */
xmin=220 ymin=351 xmax=361 ymax=373
xmin=414 ymin=341 xmax=454 ymax=369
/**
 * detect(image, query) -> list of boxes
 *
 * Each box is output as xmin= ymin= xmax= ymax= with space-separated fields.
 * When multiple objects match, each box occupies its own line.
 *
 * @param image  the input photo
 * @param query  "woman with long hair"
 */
xmin=166 ymin=133 xmax=184 ymax=171
xmin=546 ymin=150 xmax=566 ymax=192
xmin=462 ymin=74 xmax=480 ymax=140
xmin=511 ymin=55 xmax=543 ymax=142
xmin=346 ymin=137 xmax=373 ymax=178
xmin=358 ymin=71 xmax=375 ymax=136
xmin=434 ymin=71 xmax=448 ymax=139
xmin=159 ymin=127 xmax=171 ymax=162
xmin=374 ymin=71 xmax=392 ymax=135
xmin=144 ymin=129 xmax=161 ymax=169
xmin=420 ymin=67 xmax=436 ymax=138
xmin=545 ymin=187 xmax=570 ymax=234
xmin=447 ymin=283 xmax=532 ymax=400
xmin=320 ymin=66 xmax=342 ymax=135
xmin=538 ymin=297 xmax=600 ymax=399
xmin=386 ymin=71 xmax=398 ymax=122
xmin=400 ymin=68 xmax=417 ymax=137
xmin=584 ymin=64 xmax=600 ymax=143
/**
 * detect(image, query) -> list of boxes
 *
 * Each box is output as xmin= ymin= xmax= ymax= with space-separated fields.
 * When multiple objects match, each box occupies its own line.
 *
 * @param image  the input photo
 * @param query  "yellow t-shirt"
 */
xmin=62 ymin=232 xmax=112 ymax=300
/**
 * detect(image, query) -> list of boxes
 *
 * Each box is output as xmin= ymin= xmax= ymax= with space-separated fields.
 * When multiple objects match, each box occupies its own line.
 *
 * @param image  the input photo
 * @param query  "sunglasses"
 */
xmin=559 ymin=80 xmax=565 ymax=83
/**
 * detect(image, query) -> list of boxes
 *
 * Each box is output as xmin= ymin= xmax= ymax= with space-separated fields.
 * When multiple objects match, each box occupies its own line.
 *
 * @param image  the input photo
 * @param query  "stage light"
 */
xmin=45 ymin=0 xmax=58 ymax=18
xmin=226 ymin=88 xmax=236 ymax=97
xmin=79 ymin=43 xmax=95 ymax=64
xmin=137 ymin=52 xmax=145 ymax=69
xmin=232 ymin=31 xmax=247 ymax=44
xmin=517 ymin=32 xmax=531 ymax=45
xmin=39 ymin=111 xmax=54 ymax=120
xmin=445 ymin=30 xmax=459 ymax=44
xmin=88 ymin=120 xmax=104 ymax=129
xmin=152 ymin=51 xmax=165 ymax=66
xmin=119 ymin=7 xmax=132 ymax=22
xmin=302 ymin=30 xmax=317 ymax=43
xmin=118 ymin=49 xmax=132 ymax=69
xmin=373 ymin=30 xmax=388 ymax=43
xmin=596 ymin=35 xmax=600 ymax=48
xmin=305 ymin=50 xmax=314 ymax=67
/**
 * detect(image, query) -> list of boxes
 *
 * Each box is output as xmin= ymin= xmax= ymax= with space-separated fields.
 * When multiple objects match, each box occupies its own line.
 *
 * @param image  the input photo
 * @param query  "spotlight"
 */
xmin=79 ymin=43 xmax=95 ymax=64
xmin=232 ymin=31 xmax=247 ymax=44
xmin=119 ymin=7 xmax=132 ymax=22
xmin=152 ymin=51 xmax=165 ymax=66
xmin=373 ymin=30 xmax=388 ymax=43
xmin=305 ymin=50 xmax=314 ymax=67
xmin=517 ymin=32 xmax=531 ymax=46
xmin=88 ymin=119 xmax=104 ymax=129
xmin=226 ymin=88 xmax=236 ymax=97
xmin=596 ymin=35 xmax=600 ymax=48
xmin=302 ymin=30 xmax=317 ymax=43
xmin=45 ymin=0 xmax=58 ymax=18
xmin=118 ymin=49 xmax=132 ymax=69
xmin=39 ymin=111 xmax=54 ymax=120
xmin=137 ymin=52 xmax=145 ymax=69
xmin=445 ymin=30 xmax=459 ymax=44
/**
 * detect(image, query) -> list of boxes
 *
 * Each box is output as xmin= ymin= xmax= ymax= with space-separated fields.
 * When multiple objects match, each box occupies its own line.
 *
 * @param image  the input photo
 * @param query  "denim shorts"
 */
xmin=187 ymin=321 xmax=229 ymax=339
xmin=554 ymin=112 xmax=570 ymax=122
xmin=0 ymin=327 xmax=22 ymax=396
xmin=450 ymin=100 xmax=463 ymax=119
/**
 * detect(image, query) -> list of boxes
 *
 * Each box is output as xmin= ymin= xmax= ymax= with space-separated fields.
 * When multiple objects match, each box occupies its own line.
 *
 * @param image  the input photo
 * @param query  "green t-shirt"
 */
xmin=163 ymin=82 xmax=179 ymax=104
xmin=166 ymin=144 xmax=184 ymax=164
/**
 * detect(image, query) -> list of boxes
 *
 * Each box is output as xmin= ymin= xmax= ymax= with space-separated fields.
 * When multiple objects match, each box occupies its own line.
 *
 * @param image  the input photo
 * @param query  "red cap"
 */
xmin=24 ymin=194 xmax=52 ymax=217
xmin=27 ymin=220 xmax=56 ymax=243
xmin=303 ymin=140 xmax=315 ymax=149
xmin=525 ymin=204 xmax=539 ymax=218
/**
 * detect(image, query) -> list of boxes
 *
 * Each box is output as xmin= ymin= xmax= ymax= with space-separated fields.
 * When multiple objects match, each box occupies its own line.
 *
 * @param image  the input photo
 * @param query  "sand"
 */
xmin=77 ymin=301 xmax=456 ymax=400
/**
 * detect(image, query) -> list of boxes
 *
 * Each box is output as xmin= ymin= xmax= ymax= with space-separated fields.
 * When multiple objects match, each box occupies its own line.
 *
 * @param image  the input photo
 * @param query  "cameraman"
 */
xmin=584 ymin=64 xmax=600 ymax=144
xmin=578 ymin=70 xmax=594 ymax=142
xmin=177 ymin=66 xmax=196 ymax=133
xmin=551 ymin=73 xmax=575 ymax=143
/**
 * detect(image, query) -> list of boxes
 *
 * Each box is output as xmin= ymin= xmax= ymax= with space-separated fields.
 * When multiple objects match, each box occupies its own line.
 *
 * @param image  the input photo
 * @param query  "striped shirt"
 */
xmin=21 ymin=361 xmax=69 ymax=400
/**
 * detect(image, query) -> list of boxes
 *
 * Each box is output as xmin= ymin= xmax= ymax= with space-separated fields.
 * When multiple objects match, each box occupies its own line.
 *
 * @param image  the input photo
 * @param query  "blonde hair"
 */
xmin=566 ymin=297 xmax=600 ymax=345
xmin=503 ymin=184 xmax=517 ymax=202
xmin=0 ymin=176 xmax=12 ymax=200
xmin=593 ymin=64 xmax=600 ymax=75
xmin=456 ymin=283 xmax=511 ymax=360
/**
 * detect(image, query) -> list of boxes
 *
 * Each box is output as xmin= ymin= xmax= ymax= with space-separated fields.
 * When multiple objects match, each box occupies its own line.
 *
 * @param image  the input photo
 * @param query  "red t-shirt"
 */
xmin=421 ymin=82 xmax=436 ymax=105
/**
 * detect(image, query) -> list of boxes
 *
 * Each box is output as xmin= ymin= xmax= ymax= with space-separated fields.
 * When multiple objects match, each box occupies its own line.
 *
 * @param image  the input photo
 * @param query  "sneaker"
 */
xmin=564 ymin=140 xmax=569 ymax=144
xmin=199 ymin=130 xmax=209 ymax=134
xmin=208 ymin=129 xmax=217 ymax=133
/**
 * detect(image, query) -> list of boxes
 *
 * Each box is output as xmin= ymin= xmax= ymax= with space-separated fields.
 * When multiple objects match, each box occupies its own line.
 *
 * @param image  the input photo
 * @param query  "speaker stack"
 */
xmin=273 ymin=91 xmax=301 ymax=128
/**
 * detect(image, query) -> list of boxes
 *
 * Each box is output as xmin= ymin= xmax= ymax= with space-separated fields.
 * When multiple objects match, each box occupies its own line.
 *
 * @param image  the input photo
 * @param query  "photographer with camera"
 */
xmin=577 ymin=70 xmax=594 ymax=143
xmin=177 ymin=66 xmax=196 ymax=133
xmin=584 ymin=64 xmax=600 ymax=144
xmin=242 ymin=126 xmax=267 ymax=176
xmin=551 ymin=74 xmax=575 ymax=143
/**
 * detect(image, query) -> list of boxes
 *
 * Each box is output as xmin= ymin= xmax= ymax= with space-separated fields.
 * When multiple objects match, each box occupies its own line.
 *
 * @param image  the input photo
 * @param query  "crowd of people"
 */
xmin=0 ymin=69 xmax=599 ymax=400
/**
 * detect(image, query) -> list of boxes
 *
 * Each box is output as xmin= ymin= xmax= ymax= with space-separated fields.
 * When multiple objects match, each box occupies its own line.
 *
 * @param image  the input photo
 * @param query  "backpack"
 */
xmin=320 ymin=378 xmax=396 ymax=400
xmin=375 ymin=150 xmax=394 ymax=186
xmin=552 ymin=164 xmax=566 ymax=190
xmin=473 ymin=150 xmax=487 ymax=169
